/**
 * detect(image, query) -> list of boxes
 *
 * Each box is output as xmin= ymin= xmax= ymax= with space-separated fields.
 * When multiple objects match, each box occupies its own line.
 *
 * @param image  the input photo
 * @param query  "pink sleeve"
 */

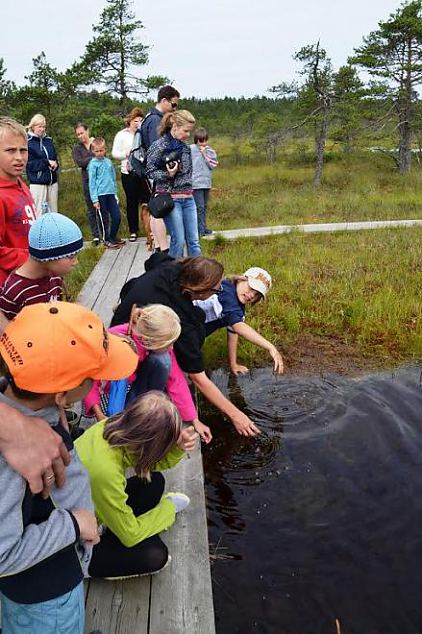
xmin=165 ymin=349 xmax=197 ymax=421
xmin=83 ymin=379 xmax=105 ymax=415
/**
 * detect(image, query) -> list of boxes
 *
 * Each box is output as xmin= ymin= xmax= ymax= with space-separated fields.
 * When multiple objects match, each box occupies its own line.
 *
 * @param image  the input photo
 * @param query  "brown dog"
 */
xmin=140 ymin=203 xmax=154 ymax=251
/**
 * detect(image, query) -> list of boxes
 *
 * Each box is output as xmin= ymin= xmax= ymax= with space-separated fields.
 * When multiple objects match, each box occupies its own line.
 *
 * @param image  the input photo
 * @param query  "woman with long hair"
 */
xmin=112 ymin=107 xmax=151 ymax=242
xmin=76 ymin=391 xmax=197 ymax=578
xmin=26 ymin=114 xmax=59 ymax=215
xmin=146 ymin=110 xmax=200 ymax=257
xmin=111 ymin=252 xmax=261 ymax=437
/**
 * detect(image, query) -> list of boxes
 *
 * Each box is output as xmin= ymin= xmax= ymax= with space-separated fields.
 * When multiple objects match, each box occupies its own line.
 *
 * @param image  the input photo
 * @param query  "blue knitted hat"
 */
xmin=28 ymin=212 xmax=83 ymax=261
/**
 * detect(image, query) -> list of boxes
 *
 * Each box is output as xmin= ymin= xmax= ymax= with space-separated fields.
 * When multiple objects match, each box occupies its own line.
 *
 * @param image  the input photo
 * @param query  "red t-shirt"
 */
xmin=0 ymin=272 xmax=63 ymax=319
xmin=0 ymin=177 xmax=37 ymax=285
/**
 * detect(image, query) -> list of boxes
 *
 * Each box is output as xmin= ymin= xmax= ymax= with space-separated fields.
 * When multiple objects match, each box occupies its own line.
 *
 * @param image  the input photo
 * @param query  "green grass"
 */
xmin=201 ymin=227 xmax=422 ymax=370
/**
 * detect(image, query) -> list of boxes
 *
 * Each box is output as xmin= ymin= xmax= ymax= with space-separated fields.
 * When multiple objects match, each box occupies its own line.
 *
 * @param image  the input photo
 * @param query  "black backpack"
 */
xmin=128 ymin=112 xmax=152 ymax=178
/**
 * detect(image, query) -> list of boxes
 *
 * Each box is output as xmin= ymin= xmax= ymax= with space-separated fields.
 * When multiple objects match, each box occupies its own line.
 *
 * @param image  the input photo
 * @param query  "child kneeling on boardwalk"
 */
xmin=76 ymin=391 xmax=197 ymax=579
xmin=0 ymin=301 xmax=138 ymax=634
xmin=84 ymin=303 xmax=212 ymax=443
xmin=194 ymin=266 xmax=284 ymax=375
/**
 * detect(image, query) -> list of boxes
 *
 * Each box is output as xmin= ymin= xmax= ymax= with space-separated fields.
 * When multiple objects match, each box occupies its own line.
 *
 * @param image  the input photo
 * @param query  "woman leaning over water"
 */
xmin=146 ymin=110 xmax=201 ymax=258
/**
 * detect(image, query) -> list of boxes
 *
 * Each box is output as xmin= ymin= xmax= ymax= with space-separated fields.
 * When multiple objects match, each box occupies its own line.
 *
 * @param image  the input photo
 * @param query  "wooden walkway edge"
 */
xmin=77 ymin=240 xmax=215 ymax=634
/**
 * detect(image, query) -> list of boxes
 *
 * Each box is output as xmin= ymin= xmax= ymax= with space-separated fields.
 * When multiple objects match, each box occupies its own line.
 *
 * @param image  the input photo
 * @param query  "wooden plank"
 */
xmin=84 ymin=577 xmax=150 ymax=634
xmin=91 ymin=243 xmax=139 ymax=325
xmin=77 ymin=248 xmax=121 ymax=310
xmin=126 ymin=239 xmax=150 ymax=281
xmin=149 ymin=446 xmax=215 ymax=634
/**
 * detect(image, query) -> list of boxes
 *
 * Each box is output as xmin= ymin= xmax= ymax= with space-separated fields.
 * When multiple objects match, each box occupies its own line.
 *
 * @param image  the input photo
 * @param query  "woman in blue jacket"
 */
xmin=27 ymin=113 xmax=59 ymax=215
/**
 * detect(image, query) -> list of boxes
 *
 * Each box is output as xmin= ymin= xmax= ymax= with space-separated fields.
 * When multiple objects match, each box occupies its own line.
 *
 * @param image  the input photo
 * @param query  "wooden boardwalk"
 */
xmin=77 ymin=240 xmax=215 ymax=634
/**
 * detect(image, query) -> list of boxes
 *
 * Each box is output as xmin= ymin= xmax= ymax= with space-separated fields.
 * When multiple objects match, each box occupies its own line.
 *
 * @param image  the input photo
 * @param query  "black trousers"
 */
xmin=121 ymin=172 xmax=151 ymax=234
xmin=88 ymin=472 xmax=168 ymax=578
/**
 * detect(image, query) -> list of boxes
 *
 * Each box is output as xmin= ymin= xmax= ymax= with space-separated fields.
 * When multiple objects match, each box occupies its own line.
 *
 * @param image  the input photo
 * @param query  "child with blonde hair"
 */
xmin=76 ymin=391 xmax=197 ymax=579
xmin=84 ymin=303 xmax=212 ymax=442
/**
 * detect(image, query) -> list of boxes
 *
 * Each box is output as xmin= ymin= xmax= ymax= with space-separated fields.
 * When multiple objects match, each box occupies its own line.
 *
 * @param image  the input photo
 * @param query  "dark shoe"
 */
xmin=111 ymin=238 xmax=126 ymax=246
xmin=92 ymin=238 xmax=100 ymax=247
xmin=204 ymin=228 xmax=213 ymax=235
xmin=104 ymin=241 xmax=121 ymax=250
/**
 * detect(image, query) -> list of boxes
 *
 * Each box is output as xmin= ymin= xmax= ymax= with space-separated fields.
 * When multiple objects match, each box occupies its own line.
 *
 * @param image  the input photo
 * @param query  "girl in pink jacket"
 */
xmin=84 ymin=304 xmax=212 ymax=443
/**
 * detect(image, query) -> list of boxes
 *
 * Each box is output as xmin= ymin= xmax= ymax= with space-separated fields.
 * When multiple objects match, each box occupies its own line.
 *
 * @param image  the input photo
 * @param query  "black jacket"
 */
xmin=111 ymin=254 xmax=206 ymax=374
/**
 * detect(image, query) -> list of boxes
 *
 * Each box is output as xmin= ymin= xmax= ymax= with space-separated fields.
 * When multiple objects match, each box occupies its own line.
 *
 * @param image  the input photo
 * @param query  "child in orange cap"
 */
xmin=0 ymin=301 xmax=138 ymax=634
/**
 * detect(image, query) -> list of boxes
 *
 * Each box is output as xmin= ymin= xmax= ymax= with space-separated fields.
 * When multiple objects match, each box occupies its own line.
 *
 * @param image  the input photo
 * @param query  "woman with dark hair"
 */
xmin=146 ymin=110 xmax=200 ymax=257
xmin=72 ymin=123 xmax=99 ymax=245
xmin=76 ymin=391 xmax=197 ymax=578
xmin=111 ymin=253 xmax=261 ymax=437
xmin=112 ymin=107 xmax=151 ymax=242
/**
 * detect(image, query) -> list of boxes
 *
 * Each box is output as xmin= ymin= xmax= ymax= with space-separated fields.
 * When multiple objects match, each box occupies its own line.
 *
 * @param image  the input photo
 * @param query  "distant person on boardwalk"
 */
xmin=76 ymin=391 xmax=197 ymax=579
xmin=141 ymin=85 xmax=180 ymax=252
xmin=72 ymin=123 xmax=100 ymax=246
xmin=194 ymin=266 xmax=284 ymax=375
xmin=112 ymin=252 xmax=261 ymax=437
xmin=0 ymin=117 xmax=37 ymax=287
xmin=84 ymin=303 xmax=212 ymax=443
xmin=26 ymin=114 xmax=59 ymax=215
xmin=112 ymin=107 xmax=152 ymax=243
xmin=146 ymin=110 xmax=201 ymax=258
xmin=87 ymin=137 xmax=125 ymax=249
xmin=190 ymin=127 xmax=218 ymax=236
xmin=0 ymin=211 xmax=83 ymax=320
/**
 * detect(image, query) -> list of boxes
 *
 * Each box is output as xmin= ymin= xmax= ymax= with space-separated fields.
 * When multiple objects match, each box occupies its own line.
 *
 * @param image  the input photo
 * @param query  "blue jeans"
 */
xmin=1 ymin=582 xmax=84 ymax=634
xmin=127 ymin=351 xmax=172 ymax=402
xmin=193 ymin=189 xmax=210 ymax=235
xmin=82 ymin=177 xmax=99 ymax=239
xmin=98 ymin=193 xmax=121 ymax=242
xmin=164 ymin=196 xmax=201 ymax=257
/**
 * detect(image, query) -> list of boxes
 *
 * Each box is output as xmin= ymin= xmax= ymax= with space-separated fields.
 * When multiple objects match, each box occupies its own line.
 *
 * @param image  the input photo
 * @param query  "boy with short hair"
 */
xmin=0 ymin=117 xmax=37 ymax=286
xmin=0 ymin=211 xmax=83 ymax=320
xmin=0 ymin=301 xmax=138 ymax=634
xmin=88 ymin=137 xmax=125 ymax=249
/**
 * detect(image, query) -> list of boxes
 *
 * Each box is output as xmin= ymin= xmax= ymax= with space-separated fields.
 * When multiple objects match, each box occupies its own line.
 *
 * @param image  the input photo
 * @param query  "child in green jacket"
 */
xmin=76 ymin=391 xmax=197 ymax=579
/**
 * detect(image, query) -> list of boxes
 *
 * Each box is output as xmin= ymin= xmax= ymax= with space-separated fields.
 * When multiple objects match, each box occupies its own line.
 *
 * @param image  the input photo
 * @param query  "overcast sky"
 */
xmin=3 ymin=0 xmax=402 ymax=99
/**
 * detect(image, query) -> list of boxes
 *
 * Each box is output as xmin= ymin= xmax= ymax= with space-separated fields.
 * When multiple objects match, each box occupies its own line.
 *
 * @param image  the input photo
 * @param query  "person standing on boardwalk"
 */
xmin=141 ymin=85 xmax=180 ymax=252
xmin=87 ymin=137 xmax=125 ymax=249
xmin=146 ymin=110 xmax=201 ymax=258
xmin=112 ymin=107 xmax=151 ymax=243
xmin=72 ymin=123 xmax=100 ymax=246
xmin=0 ymin=117 xmax=37 ymax=287
xmin=26 ymin=114 xmax=59 ymax=215
xmin=190 ymin=127 xmax=218 ymax=236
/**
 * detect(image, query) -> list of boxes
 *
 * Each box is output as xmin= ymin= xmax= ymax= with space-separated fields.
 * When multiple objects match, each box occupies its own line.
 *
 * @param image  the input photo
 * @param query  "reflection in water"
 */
xmin=203 ymin=365 xmax=422 ymax=634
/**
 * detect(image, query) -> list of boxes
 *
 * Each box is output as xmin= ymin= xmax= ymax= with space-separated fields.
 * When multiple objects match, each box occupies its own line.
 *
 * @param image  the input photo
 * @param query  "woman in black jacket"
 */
xmin=27 ymin=113 xmax=59 ymax=215
xmin=112 ymin=253 xmax=261 ymax=437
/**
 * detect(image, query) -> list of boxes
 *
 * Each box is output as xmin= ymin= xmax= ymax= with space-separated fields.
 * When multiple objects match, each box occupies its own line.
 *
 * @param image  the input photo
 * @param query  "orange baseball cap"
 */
xmin=0 ymin=302 xmax=138 ymax=393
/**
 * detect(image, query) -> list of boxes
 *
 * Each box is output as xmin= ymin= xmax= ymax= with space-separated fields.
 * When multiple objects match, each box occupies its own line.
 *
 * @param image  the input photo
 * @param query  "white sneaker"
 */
xmin=164 ymin=492 xmax=190 ymax=513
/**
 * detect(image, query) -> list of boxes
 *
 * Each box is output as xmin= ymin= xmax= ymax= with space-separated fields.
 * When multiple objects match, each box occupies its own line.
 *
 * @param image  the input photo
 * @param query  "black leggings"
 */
xmin=88 ymin=472 xmax=168 ymax=578
xmin=121 ymin=172 xmax=151 ymax=234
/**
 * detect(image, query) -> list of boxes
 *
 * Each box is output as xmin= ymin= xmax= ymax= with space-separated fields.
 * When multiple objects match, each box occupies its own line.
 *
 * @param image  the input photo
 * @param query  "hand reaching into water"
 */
xmin=230 ymin=363 xmax=249 ymax=375
xmin=192 ymin=419 xmax=212 ymax=444
xmin=230 ymin=411 xmax=261 ymax=437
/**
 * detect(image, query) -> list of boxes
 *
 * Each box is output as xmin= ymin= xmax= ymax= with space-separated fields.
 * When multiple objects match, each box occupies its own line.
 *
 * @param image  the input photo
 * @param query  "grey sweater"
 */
xmin=0 ymin=387 xmax=94 ymax=603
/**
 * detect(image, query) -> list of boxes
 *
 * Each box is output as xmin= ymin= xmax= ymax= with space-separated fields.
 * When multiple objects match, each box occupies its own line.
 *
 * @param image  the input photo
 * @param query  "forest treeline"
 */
xmin=2 ymin=0 xmax=422 ymax=185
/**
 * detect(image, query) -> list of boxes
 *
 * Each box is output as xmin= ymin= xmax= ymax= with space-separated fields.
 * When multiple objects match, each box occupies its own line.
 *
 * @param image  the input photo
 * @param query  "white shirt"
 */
xmin=111 ymin=128 xmax=135 ymax=174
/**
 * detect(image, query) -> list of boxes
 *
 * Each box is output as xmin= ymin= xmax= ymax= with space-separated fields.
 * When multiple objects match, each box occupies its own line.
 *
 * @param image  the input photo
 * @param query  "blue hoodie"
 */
xmin=27 ymin=133 xmax=58 ymax=186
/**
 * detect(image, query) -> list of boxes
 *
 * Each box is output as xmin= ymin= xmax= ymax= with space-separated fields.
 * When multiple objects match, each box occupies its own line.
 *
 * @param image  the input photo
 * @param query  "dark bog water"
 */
xmin=202 ymin=365 xmax=422 ymax=634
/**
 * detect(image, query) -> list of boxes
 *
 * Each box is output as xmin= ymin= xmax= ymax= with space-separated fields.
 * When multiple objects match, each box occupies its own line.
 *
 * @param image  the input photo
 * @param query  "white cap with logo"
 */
xmin=243 ymin=267 xmax=272 ymax=298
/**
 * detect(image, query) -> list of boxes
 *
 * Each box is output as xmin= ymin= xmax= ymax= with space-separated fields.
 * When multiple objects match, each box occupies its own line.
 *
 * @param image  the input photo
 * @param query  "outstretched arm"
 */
xmin=188 ymin=370 xmax=260 ymax=437
xmin=231 ymin=322 xmax=284 ymax=374
xmin=227 ymin=329 xmax=249 ymax=375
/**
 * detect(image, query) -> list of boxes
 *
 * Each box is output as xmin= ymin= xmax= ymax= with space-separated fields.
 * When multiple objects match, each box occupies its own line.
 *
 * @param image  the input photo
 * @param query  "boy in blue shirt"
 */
xmin=194 ymin=266 xmax=284 ymax=375
xmin=88 ymin=137 xmax=125 ymax=249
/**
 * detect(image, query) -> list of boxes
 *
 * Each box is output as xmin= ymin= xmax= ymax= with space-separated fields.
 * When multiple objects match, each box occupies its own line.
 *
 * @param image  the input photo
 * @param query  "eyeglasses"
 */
xmin=207 ymin=284 xmax=223 ymax=294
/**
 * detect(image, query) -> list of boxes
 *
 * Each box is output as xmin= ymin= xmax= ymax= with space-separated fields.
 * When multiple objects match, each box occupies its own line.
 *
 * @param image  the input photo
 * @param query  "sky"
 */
xmin=2 ymin=0 xmax=403 ymax=99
